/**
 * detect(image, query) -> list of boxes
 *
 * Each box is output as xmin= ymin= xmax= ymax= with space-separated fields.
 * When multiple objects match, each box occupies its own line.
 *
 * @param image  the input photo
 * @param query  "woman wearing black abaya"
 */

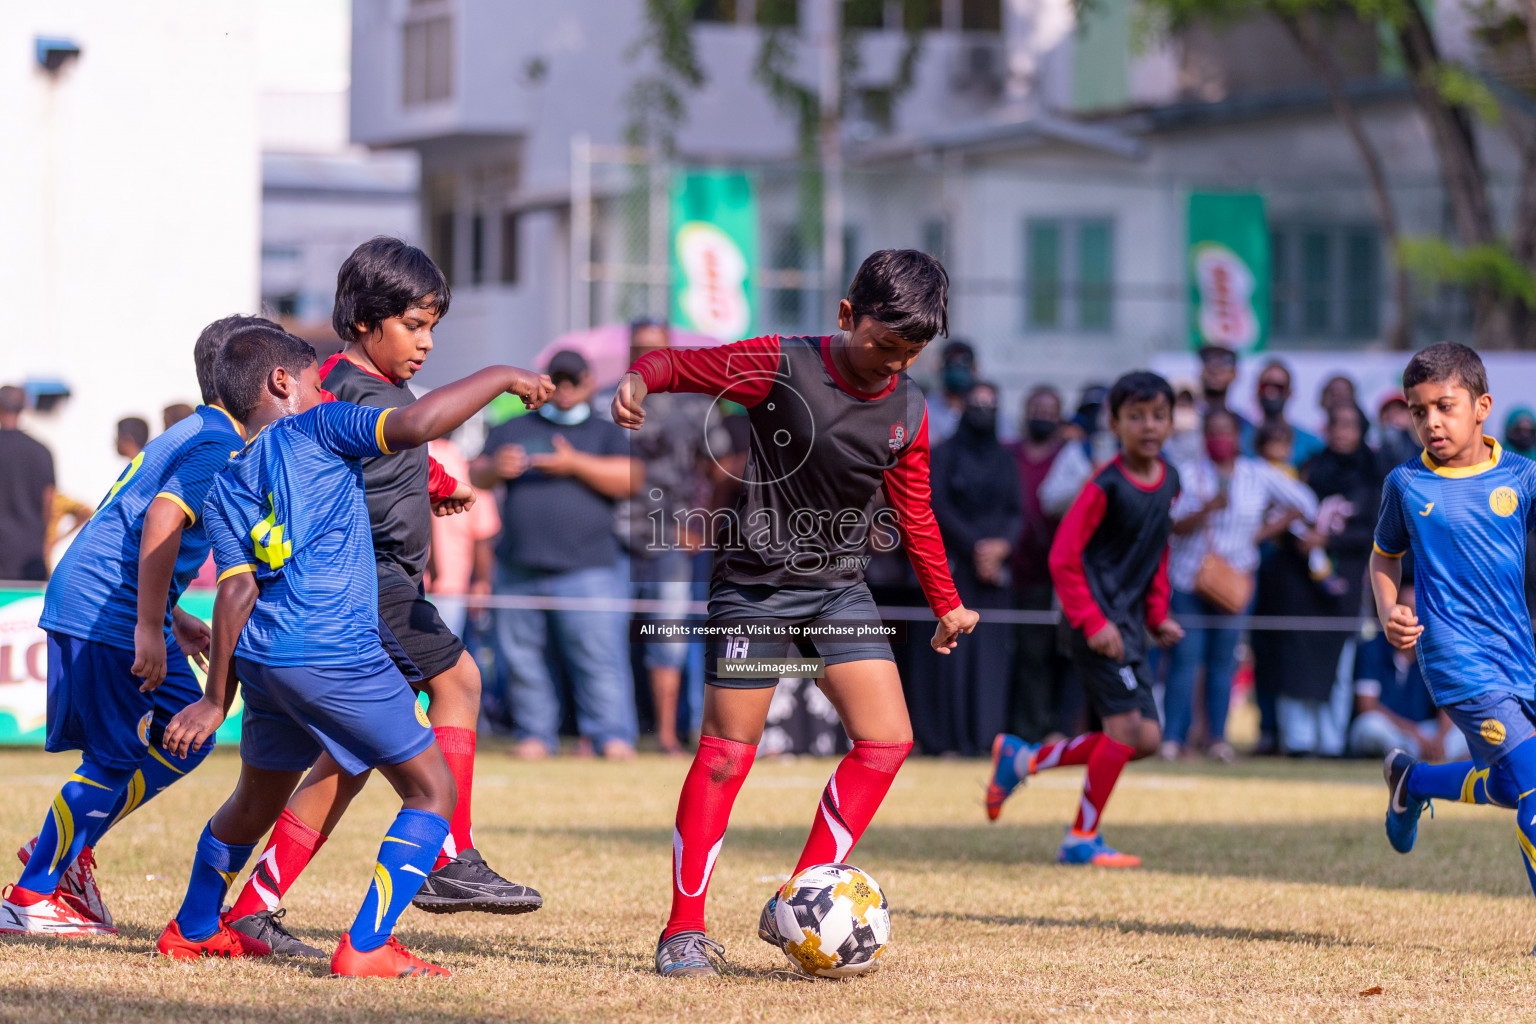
xmin=1264 ymin=404 xmax=1382 ymax=755
xmin=924 ymin=382 xmax=1023 ymax=755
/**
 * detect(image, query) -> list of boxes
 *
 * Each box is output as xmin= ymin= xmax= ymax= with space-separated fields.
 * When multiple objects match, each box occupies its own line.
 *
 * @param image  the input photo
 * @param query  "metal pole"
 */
xmin=569 ymin=132 xmax=592 ymax=331
xmin=816 ymin=0 xmax=844 ymax=306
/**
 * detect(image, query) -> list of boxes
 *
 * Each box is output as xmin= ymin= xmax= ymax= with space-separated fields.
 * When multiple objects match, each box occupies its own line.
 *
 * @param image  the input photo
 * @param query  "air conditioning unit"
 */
xmin=951 ymin=39 xmax=1005 ymax=97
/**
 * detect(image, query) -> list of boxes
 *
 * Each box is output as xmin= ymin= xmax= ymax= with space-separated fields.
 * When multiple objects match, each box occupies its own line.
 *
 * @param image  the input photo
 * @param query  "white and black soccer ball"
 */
xmin=774 ymin=863 xmax=890 ymax=978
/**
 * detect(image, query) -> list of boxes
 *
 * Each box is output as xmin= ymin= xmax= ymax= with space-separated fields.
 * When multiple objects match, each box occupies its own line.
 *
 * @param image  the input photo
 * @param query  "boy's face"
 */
xmin=1405 ymin=377 xmax=1491 ymax=463
xmin=1111 ymin=395 xmax=1172 ymax=461
xmin=356 ymin=299 xmax=441 ymax=381
xmin=836 ymin=300 xmax=928 ymax=389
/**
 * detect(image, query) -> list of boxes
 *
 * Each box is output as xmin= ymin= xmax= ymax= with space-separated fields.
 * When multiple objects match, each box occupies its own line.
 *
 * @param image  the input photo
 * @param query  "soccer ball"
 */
xmin=774 ymin=863 xmax=890 ymax=978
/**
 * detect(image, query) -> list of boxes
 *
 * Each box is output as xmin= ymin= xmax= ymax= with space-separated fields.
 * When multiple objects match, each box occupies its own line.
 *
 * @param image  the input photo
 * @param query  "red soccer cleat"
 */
xmin=18 ymin=838 xmax=113 ymax=926
xmin=330 ymin=934 xmax=450 ymax=978
xmin=156 ymin=919 xmax=249 ymax=960
xmin=0 ymin=884 xmax=116 ymax=936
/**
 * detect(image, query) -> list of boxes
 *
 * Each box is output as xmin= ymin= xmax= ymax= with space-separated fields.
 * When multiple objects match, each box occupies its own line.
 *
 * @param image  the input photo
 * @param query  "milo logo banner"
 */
xmin=1188 ymin=192 xmax=1269 ymax=352
xmin=0 ymin=587 xmax=243 ymax=747
xmin=670 ymin=170 xmax=757 ymax=341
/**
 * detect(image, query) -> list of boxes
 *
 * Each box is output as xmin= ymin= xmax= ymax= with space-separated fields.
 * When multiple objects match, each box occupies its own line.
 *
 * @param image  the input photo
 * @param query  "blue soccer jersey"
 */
xmin=1373 ymin=437 xmax=1536 ymax=705
xmin=41 ymin=405 xmax=243 ymax=651
xmin=203 ymin=401 xmax=396 ymax=667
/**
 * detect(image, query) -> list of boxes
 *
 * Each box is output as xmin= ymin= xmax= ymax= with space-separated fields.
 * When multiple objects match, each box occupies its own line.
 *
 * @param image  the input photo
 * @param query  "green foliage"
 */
xmin=1434 ymin=65 xmax=1503 ymax=123
xmin=623 ymin=0 xmax=706 ymax=153
xmin=1398 ymin=237 xmax=1536 ymax=306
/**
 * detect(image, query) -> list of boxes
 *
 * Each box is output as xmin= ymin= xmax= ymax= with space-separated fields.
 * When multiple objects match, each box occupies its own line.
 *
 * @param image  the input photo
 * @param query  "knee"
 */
xmin=427 ymin=654 xmax=482 ymax=701
xmin=419 ymin=769 xmax=457 ymax=821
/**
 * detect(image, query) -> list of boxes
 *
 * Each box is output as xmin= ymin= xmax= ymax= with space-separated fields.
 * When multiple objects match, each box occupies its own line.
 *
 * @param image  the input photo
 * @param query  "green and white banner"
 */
xmin=0 ymin=587 xmax=244 ymax=747
xmin=670 ymin=169 xmax=757 ymax=341
xmin=1188 ymin=192 xmax=1269 ymax=352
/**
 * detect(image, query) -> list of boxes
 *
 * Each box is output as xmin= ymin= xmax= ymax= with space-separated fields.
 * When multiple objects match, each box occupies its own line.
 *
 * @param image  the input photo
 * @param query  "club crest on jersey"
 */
xmin=888 ymin=424 xmax=906 ymax=451
xmin=1490 ymin=486 xmax=1519 ymax=518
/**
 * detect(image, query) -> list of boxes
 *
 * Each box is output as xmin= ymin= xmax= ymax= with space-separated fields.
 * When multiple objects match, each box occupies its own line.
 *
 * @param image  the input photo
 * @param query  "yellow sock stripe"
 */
xmin=47 ymin=794 xmax=75 ymax=875
xmin=147 ymin=747 xmax=189 ymax=777
xmin=108 ymin=771 xmax=147 ymax=829
xmin=217 ymin=868 xmax=238 ymax=888
xmin=1519 ymin=827 xmax=1536 ymax=877
xmin=1460 ymin=767 xmax=1492 ymax=804
xmin=380 ymin=837 xmax=419 ymax=847
xmin=67 ymin=773 xmax=113 ymax=792
xmin=372 ymin=862 xmax=393 ymax=933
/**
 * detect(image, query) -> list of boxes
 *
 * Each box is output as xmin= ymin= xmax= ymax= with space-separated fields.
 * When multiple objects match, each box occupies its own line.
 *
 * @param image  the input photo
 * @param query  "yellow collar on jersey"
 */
xmin=1421 ymin=435 xmax=1502 ymax=478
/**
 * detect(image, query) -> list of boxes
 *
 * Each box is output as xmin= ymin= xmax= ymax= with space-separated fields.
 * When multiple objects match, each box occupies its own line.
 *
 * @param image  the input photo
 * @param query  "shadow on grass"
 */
xmin=515 ymin=817 xmax=1533 ymax=900
xmin=904 ymin=909 xmax=1362 ymax=948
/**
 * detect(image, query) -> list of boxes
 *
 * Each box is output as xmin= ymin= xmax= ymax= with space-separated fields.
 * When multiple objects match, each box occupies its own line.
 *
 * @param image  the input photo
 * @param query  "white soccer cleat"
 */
xmin=17 ymin=837 xmax=113 ymax=927
xmin=0 ymin=885 xmax=117 ymax=936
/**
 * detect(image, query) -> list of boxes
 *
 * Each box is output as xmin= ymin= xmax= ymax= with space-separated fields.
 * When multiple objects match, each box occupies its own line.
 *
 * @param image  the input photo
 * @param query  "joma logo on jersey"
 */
xmin=888 ymin=424 xmax=906 ymax=451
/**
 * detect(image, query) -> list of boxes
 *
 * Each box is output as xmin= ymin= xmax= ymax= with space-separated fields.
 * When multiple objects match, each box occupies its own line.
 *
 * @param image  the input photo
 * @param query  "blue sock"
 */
xmin=88 ymin=741 xmax=215 ymax=846
xmin=17 ymin=761 xmax=135 ymax=895
xmin=174 ymin=823 xmax=255 ymax=942
xmin=348 ymin=809 xmax=450 ymax=953
xmin=1406 ymin=760 xmax=1481 ymax=803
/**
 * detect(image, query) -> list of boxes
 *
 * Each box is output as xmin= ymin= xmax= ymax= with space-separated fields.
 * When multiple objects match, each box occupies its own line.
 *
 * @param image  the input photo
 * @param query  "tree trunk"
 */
xmin=1278 ymin=11 xmax=1412 ymax=348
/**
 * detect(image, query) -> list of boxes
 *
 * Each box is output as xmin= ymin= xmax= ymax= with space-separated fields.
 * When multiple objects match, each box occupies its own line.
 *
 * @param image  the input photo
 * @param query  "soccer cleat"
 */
xmin=0 ymin=885 xmax=116 ymax=936
xmin=155 ymin=918 xmax=248 ymax=959
xmin=757 ymin=893 xmax=784 ymax=950
xmin=409 ymin=848 xmax=543 ymax=915
xmin=1384 ymin=748 xmax=1427 ymax=854
xmin=225 ymin=908 xmax=327 ymax=960
xmin=654 ymin=929 xmax=727 ymax=978
xmin=1057 ymin=830 xmax=1141 ymax=868
xmin=330 ymin=934 xmax=449 ymax=978
xmin=17 ymin=838 xmax=113 ymax=927
xmin=985 ymin=733 xmax=1038 ymax=821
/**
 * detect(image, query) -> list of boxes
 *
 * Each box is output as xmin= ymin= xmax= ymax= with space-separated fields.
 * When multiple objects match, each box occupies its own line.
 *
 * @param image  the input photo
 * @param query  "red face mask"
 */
xmin=1206 ymin=435 xmax=1239 ymax=463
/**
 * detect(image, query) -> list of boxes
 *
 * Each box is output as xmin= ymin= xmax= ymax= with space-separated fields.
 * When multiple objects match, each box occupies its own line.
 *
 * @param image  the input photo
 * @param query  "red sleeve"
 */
xmin=630 ymin=336 xmax=781 ymax=407
xmin=881 ymin=411 xmax=963 ymax=618
xmin=1048 ymin=480 xmax=1110 ymax=637
xmin=1145 ymin=544 xmax=1171 ymax=629
xmin=428 ymin=456 xmax=460 ymax=502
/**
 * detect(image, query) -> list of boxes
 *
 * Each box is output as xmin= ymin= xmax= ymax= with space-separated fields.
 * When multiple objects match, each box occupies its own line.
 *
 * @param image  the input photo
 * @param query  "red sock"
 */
xmin=434 ymin=726 xmax=477 ymax=869
xmin=662 ymin=735 xmax=756 ymax=940
xmin=792 ymin=741 xmax=911 ymax=875
xmin=226 ymin=808 xmax=326 ymax=920
xmin=1073 ymin=736 xmax=1134 ymax=835
xmin=1033 ymin=733 xmax=1104 ymax=772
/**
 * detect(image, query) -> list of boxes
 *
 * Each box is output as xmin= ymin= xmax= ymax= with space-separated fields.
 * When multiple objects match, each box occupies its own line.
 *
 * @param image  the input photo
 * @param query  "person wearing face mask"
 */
xmin=923 ymin=382 xmax=1023 ymax=755
xmin=1254 ymin=360 xmax=1323 ymax=467
xmin=1197 ymin=345 xmax=1255 ymax=456
xmin=926 ymin=340 xmax=977 ymax=443
xmin=1164 ymin=409 xmax=1319 ymax=762
xmin=473 ymin=349 xmax=644 ymax=761
xmin=1165 ymin=383 xmax=1204 ymax=467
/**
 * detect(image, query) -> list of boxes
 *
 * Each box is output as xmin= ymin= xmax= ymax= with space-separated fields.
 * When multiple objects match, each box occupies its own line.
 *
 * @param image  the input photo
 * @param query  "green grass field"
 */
xmin=1 ymin=746 xmax=1534 ymax=1023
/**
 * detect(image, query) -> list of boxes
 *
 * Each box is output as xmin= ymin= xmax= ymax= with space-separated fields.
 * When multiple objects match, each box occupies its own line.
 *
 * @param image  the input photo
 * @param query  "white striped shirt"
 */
xmin=1169 ymin=456 xmax=1319 ymax=593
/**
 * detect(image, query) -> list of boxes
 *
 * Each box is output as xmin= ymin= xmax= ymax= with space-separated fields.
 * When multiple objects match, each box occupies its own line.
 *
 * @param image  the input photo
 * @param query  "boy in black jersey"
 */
xmin=986 ymin=372 xmax=1184 ymax=868
xmin=614 ymin=250 xmax=980 ymax=978
xmin=219 ymin=239 xmax=546 ymax=958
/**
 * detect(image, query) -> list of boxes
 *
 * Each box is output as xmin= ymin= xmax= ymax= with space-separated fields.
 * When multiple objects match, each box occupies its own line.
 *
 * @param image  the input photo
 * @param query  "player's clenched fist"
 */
xmin=1384 ymin=603 xmax=1423 ymax=650
xmin=508 ymin=369 xmax=555 ymax=410
xmin=612 ymin=371 xmax=649 ymax=429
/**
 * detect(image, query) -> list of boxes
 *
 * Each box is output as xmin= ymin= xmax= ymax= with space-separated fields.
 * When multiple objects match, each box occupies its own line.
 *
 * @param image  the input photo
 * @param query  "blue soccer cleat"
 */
xmin=1057 ymin=828 xmax=1142 ymax=868
xmin=986 ymin=733 xmax=1038 ymax=821
xmin=1383 ymin=748 xmax=1426 ymax=854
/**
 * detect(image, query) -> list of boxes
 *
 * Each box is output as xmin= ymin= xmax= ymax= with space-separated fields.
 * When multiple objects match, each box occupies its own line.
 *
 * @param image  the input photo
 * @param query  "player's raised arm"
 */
xmin=382 ymin=366 xmax=554 ymax=451
xmin=613 ymin=337 xmax=783 ymax=429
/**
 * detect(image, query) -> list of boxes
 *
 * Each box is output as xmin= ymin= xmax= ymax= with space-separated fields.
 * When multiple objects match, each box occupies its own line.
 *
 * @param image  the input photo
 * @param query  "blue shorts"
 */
xmin=234 ymin=653 xmax=434 ymax=776
xmin=44 ymin=631 xmax=207 ymax=772
xmin=1441 ymin=691 xmax=1536 ymax=768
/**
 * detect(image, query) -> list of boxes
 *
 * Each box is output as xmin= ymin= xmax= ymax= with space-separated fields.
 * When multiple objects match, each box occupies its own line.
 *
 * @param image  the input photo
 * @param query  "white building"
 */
xmin=2 ymin=0 xmax=260 ymax=501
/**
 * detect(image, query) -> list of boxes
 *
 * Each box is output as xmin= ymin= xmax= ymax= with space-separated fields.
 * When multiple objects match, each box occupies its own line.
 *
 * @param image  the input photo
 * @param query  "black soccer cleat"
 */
xmin=225 ymin=908 xmax=328 ymax=960
xmin=655 ymin=929 xmax=727 ymax=978
xmin=409 ymin=848 xmax=543 ymax=915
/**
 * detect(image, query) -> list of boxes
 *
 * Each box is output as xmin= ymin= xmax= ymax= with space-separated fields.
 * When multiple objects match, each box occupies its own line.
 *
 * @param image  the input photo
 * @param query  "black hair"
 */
xmin=845 ymin=249 xmax=949 ymax=343
xmin=1258 ymin=358 xmax=1293 ymax=385
xmin=217 ymin=324 xmax=318 ymax=423
xmin=1108 ymin=371 xmax=1175 ymax=418
xmin=331 ymin=236 xmax=450 ymax=342
xmin=1328 ymin=403 xmax=1367 ymax=431
xmin=194 ymin=315 xmax=281 ymax=406
xmin=1402 ymin=341 xmax=1488 ymax=398
xmin=0 ymin=386 xmax=23 ymax=416
xmin=116 ymin=417 xmax=149 ymax=448
xmin=1204 ymin=407 xmax=1240 ymax=433
xmin=1256 ymin=420 xmax=1293 ymax=448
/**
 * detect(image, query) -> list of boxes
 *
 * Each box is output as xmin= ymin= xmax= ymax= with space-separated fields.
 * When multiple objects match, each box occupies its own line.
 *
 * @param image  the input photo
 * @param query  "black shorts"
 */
xmin=377 ymin=579 xmax=466 ymax=687
xmin=705 ymin=580 xmax=894 ymax=690
xmin=1071 ymin=634 xmax=1159 ymax=721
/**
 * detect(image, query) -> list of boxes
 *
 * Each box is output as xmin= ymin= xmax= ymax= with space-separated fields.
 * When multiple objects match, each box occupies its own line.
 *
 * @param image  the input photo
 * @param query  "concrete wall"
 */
xmin=1 ymin=0 xmax=260 ymax=503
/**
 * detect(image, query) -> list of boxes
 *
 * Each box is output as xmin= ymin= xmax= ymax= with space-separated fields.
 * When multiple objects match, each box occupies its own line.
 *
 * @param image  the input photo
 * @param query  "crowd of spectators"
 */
xmin=5 ymin=330 xmax=1527 ymax=765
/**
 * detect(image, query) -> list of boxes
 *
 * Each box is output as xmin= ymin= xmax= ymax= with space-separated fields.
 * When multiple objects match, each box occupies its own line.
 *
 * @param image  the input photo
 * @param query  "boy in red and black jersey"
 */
xmin=615 ymin=250 xmax=980 ymax=978
xmin=986 ymin=372 xmax=1184 ymax=868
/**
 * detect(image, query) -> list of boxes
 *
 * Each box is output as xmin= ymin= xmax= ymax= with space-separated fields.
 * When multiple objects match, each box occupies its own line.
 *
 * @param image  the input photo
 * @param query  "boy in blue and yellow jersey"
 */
xmin=1374 ymin=342 xmax=1536 ymax=951
xmin=152 ymin=324 xmax=550 ymax=977
xmin=0 ymin=316 xmax=266 ymax=938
